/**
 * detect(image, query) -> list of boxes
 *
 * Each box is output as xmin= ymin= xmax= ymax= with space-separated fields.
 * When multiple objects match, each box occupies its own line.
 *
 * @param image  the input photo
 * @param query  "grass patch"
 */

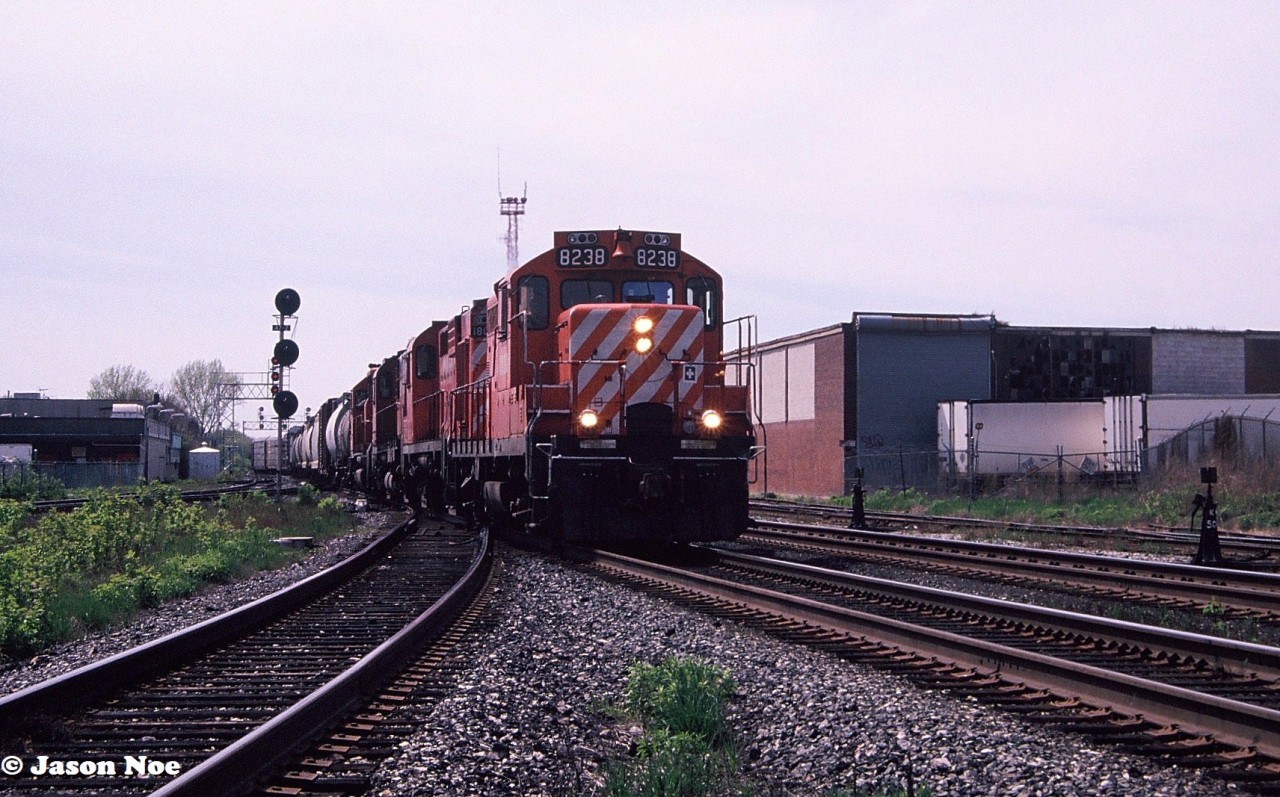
xmin=600 ymin=657 xmax=938 ymax=797
xmin=605 ymin=656 xmax=739 ymax=797
xmin=824 ymin=464 xmax=1280 ymax=534
xmin=0 ymin=484 xmax=354 ymax=658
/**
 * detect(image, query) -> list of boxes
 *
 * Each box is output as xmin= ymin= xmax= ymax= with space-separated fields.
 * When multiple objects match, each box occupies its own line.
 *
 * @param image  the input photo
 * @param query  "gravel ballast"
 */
xmin=370 ymin=548 xmax=1241 ymax=796
xmin=0 ymin=519 xmax=1246 ymax=796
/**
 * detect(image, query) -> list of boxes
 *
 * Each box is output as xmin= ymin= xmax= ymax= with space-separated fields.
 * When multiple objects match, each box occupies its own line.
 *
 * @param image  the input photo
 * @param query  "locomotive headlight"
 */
xmin=633 ymin=316 xmax=654 ymax=334
xmin=579 ymin=409 xmax=599 ymax=429
xmin=700 ymin=409 xmax=723 ymax=430
xmin=634 ymin=336 xmax=654 ymax=354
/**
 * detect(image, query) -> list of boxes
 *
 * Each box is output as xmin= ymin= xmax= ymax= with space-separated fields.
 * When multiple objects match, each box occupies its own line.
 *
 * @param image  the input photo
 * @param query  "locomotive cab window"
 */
xmin=414 ymin=344 xmax=438 ymax=380
xmin=377 ymin=369 xmax=395 ymax=399
xmin=622 ymin=280 xmax=673 ymax=304
xmin=517 ymin=275 xmax=549 ymax=330
xmin=561 ymin=279 xmax=613 ymax=309
xmin=685 ymin=277 xmax=719 ymax=327
xmin=497 ymin=284 xmax=509 ymax=340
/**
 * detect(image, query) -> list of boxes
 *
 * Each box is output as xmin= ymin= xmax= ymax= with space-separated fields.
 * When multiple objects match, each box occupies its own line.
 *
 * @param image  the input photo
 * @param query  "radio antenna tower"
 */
xmin=499 ymin=179 xmax=527 ymax=270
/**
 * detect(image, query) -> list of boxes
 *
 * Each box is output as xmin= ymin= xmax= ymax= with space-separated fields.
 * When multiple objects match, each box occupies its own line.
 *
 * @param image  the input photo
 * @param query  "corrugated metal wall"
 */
xmin=755 ymin=343 xmax=817 ymax=424
xmin=1246 ymin=337 xmax=1280 ymax=393
xmin=853 ymin=315 xmax=992 ymax=490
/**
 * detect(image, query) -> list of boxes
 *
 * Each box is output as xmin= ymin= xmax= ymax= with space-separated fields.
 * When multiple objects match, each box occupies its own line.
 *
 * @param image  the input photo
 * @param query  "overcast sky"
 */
xmin=3 ymin=2 xmax=1278 ymax=428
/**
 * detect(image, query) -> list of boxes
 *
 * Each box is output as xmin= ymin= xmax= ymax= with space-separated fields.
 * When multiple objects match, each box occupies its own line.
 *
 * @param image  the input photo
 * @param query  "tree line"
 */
xmin=87 ymin=360 xmax=240 ymax=440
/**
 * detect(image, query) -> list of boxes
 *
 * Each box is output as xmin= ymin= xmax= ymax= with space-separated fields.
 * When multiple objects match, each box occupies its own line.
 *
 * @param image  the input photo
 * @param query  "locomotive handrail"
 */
xmin=528 ymin=441 xmax=555 ymax=502
xmin=724 ymin=314 xmax=765 ymax=490
xmin=449 ymin=378 xmax=491 ymax=434
xmin=672 ymin=453 xmax=760 ymax=462
xmin=449 ymin=376 xmax=491 ymax=394
xmin=551 ymin=454 xmax=751 ymax=464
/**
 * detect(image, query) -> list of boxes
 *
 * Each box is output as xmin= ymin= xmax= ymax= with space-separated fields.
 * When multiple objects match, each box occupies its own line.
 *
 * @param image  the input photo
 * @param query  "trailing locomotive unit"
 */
xmin=305 ymin=228 xmax=756 ymax=544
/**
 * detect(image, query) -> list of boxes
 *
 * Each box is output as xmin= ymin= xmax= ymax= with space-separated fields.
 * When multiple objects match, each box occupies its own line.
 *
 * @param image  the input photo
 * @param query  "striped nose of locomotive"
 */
xmin=562 ymin=305 xmax=706 ymax=428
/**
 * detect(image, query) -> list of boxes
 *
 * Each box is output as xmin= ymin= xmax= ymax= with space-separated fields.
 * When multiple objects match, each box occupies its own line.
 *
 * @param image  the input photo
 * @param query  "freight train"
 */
xmin=291 ymin=228 xmax=758 ymax=545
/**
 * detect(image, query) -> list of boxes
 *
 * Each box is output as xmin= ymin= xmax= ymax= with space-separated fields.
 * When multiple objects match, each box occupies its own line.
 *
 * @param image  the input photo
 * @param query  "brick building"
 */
xmin=743 ymin=316 xmax=1280 ymax=497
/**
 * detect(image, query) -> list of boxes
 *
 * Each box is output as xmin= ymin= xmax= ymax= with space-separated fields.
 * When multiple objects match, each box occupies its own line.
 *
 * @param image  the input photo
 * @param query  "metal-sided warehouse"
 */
xmin=736 ymin=314 xmax=1280 ymax=497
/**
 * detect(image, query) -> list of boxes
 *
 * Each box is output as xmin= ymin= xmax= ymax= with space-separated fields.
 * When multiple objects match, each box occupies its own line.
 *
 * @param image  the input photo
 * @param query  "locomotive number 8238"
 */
xmin=292 ymin=227 xmax=758 ymax=546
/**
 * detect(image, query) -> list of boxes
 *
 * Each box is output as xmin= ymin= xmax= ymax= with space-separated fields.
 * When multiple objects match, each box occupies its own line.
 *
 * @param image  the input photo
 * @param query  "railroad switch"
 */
xmin=1191 ymin=467 xmax=1224 ymax=567
xmin=849 ymin=467 xmax=867 ymax=530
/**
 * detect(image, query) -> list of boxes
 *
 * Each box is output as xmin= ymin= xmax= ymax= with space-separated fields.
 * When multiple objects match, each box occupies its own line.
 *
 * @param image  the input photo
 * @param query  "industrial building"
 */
xmin=744 ymin=315 xmax=1280 ymax=498
xmin=0 ymin=394 xmax=198 ymax=488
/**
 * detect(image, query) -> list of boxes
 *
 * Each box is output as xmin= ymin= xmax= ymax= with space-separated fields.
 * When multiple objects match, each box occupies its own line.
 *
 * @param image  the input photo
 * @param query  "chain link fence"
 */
xmin=1 ymin=460 xmax=144 ymax=492
xmin=1151 ymin=415 xmax=1280 ymax=473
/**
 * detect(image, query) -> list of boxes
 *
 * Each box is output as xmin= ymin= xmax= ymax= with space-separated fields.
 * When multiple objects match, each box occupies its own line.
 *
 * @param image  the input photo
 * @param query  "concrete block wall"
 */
xmin=1152 ymin=332 xmax=1245 ymax=394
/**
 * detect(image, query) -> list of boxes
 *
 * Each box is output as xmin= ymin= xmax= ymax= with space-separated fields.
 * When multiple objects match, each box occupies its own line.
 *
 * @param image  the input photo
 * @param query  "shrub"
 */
xmin=0 ymin=484 xmax=353 ymax=657
xmin=297 ymin=483 xmax=319 ymax=505
xmin=0 ymin=467 xmax=66 ymax=500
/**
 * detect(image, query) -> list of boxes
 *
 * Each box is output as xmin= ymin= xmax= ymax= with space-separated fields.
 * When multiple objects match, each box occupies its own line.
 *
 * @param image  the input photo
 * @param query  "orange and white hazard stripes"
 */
xmin=560 ymin=305 xmax=706 ymax=428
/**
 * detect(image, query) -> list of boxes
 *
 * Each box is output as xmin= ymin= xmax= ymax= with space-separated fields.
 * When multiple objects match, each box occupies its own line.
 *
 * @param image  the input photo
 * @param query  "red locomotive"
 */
xmin=294 ymin=228 xmax=757 ymax=544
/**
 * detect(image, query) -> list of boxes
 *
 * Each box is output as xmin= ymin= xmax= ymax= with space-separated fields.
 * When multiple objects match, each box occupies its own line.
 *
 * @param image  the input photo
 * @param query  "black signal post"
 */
xmin=272 ymin=289 xmax=301 ymax=500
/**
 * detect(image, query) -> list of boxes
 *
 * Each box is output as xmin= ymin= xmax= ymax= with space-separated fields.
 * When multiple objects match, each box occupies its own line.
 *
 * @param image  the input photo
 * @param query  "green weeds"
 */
xmin=0 ymin=485 xmax=354 ymax=658
xmin=836 ymin=477 xmax=1280 ymax=534
xmin=600 ymin=657 xmax=939 ymax=796
xmin=605 ymin=656 xmax=739 ymax=797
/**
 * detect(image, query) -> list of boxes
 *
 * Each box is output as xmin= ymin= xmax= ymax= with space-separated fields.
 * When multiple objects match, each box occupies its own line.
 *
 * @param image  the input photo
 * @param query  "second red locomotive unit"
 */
xmin=292 ymin=228 xmax=757 ymax=545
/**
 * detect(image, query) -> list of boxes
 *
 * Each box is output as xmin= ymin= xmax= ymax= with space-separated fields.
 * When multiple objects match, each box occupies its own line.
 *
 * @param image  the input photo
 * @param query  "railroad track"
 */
xmin=742 ymin=518 xmax=1280 ymax=623
xmin=751 ymin=497 xmax=1280 ymax=564
xmin=0 ymin=515 xmax=491 ymax=796
xmin=29 ymin=479 xmax=280 ymax=513
xmin=587 ymin=546 xmax=1280 ymax=792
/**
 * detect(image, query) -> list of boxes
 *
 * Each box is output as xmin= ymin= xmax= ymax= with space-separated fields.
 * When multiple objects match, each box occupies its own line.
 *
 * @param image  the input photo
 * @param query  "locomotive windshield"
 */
xmin=622 ymin=280 xmax=673 ymax=303
xmin=561 ymin=279 xmax=613 ymax=308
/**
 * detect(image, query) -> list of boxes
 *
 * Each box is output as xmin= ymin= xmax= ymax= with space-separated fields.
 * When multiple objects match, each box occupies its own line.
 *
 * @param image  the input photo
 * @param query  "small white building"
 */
xmin=188 ymin=446 xmax=221 ymax=481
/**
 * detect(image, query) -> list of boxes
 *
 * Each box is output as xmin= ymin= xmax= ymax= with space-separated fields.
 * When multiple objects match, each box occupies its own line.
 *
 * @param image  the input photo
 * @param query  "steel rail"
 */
xmin=745 ymin=520 xmax=1280 ymax=616
xmin=714 ymin=548 xmax=1280 ymax=680
xmin=0 ymin=512 xmax=416 ymax=718
xmin=150 ymin=528 xmax=491 ymax=797
xmin=591 ymin=548 xmax=1280 ymax=758
xmin=750 ymin=498 xmax=1280 ymax=557
xmin=28 ymin=478 xmax=274 ymax=513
